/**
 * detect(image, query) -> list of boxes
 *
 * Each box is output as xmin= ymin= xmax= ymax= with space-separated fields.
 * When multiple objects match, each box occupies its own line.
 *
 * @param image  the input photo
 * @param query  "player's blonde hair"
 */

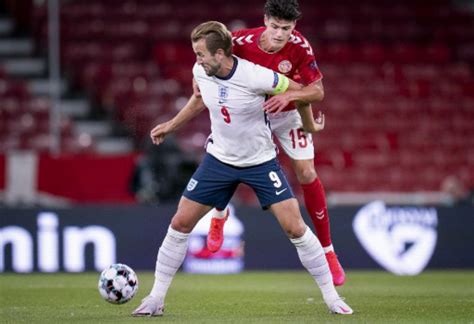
xmin=191 ymin=21 xmax=233 ymax=57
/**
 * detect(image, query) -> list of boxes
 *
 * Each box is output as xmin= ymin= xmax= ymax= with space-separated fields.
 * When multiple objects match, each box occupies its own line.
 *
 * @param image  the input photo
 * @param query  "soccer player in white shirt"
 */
xmin=205 ymin=0 xmax=345 ymax=287
xmin=132 ymin=21 xmax=352 ymax=317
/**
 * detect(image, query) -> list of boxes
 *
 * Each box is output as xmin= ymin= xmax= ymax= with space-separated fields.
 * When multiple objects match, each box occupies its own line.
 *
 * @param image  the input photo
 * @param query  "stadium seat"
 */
xmin=22 ymin=0 xmax=474 ymax=193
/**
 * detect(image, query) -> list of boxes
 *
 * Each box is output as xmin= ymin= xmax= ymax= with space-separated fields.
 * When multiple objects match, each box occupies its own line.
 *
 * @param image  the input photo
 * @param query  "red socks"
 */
xmin=301 ymin=177 xmax=332 ymax=248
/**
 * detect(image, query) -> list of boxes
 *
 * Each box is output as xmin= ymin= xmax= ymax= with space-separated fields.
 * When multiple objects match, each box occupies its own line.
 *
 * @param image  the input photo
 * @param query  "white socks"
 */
xmin=323 ymin=245 xmax=334 ymax=253
xmin=150 ymin=226 xmax=189 ymax=299
xmin=212 ymin=207 xmax=228 ymax=219
xmin=150 ymin=224 xmax=339 ymax=307
xmin=290 ymin=226 xmax=340 ymax=305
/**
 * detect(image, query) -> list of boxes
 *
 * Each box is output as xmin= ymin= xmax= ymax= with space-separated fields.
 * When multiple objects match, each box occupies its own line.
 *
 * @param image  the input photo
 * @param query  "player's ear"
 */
xmin=215 ymin=48 xmax=225 ymax=59
xmin=264 ymin=15 xmax=269 ymax=26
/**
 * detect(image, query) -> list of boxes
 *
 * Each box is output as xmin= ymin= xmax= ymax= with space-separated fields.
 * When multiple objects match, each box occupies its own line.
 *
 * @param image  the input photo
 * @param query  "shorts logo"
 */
xmin=353 ymin=201 xmax=438 ymax=275
xmin=187 ymin=178 xmax=198 ymax=191
xmin=278 ymin=60 xmax=292 ymax=74
xmin=275 ymin=188 xmax=287 ymax=195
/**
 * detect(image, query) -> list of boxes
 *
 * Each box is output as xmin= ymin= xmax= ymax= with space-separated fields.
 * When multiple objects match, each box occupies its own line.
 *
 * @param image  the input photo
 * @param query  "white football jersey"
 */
xmin=193 ymin=56 xmax=288 ymax=167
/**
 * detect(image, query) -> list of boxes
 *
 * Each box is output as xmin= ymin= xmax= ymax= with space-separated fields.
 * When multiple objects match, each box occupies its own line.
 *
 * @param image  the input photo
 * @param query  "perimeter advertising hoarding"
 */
xmin=1 ymin=204 xmax=473 ymax=272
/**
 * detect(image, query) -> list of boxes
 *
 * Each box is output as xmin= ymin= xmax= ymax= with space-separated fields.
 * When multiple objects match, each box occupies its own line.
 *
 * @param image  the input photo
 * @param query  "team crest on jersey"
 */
xmin=309 ymin=60 xmax=318 ymax=71
xmin=278 ymin=60 xmax=292 ymax=74
xmin=218 ymin=85 xmax=228 ymax=104
xmin=187 ymin=178 xmax=198 ymax=191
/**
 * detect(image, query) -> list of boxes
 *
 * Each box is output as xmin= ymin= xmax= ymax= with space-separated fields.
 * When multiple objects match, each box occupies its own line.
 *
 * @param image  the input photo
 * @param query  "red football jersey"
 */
xmin=232 ymin=27 xmax=322 ymax=87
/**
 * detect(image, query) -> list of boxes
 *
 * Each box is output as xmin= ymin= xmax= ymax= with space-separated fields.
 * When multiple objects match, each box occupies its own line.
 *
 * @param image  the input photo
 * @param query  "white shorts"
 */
xmin=270 ymin=110 xmax=314 ymax=160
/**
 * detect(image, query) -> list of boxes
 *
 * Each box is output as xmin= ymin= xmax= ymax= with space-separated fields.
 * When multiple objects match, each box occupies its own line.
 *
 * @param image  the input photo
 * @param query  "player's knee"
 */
xmin=170 ymin=216 xmax=193 ymax=234
xmin=284 ymin=220 xmax=307 ymax=239
xmin=295 ymin=167 xmax=317 ymax=184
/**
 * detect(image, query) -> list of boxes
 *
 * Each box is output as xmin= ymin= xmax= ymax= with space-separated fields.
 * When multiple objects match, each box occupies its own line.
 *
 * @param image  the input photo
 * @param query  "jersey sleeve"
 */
xmin=192 ymin=63 xmax=199 ymax=80
xmin=249 ymin=62 xmax=289 ymax=95
xmin=293 ymin=34 xmax=323 ymax=85
xmin=192 ymin=63 xmax=205 ymax=87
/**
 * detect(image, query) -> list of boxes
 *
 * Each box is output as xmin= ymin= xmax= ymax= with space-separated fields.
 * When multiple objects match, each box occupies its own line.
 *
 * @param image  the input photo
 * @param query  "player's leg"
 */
xmin=132 ymin=197 xmax=212 ymax=316
xmin=268 ymin=198 xmax=352 ymax=315
xmin=271 ymin=110 xmax=345 ymax=286
xmin=133 ymin=154 xmax=237 ymax=316
xmin=207 ymin=207 xmax=229 ymax=252
xmin=133 ymin=198 xmax=212 ymax=316
xmin=241 ymin=158 xmax=352 ymax=314
xmin=290 ymin=158 xmax=345 ymax=285
xmin=204 ymin=153 xmax=242 ymax=249
xmin=151 ymin=197 xmax=212 ymax=296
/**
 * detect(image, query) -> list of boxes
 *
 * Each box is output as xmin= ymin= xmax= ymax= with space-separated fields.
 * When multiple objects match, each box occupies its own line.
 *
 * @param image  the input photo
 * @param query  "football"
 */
xmin=98 ymin=263 xmax=139 ymax=304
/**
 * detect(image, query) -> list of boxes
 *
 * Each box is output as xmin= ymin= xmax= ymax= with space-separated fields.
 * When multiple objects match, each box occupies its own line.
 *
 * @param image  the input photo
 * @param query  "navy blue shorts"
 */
xmin=183 ymin=154 xmax=294 ymax=210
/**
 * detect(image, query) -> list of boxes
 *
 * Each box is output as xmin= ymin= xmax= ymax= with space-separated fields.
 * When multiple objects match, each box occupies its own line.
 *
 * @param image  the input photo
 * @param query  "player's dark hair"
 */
xmin=264 ymin=0 xmax=302 ymax=21
xmin=191 ymin=21 xmax=233 ymax=57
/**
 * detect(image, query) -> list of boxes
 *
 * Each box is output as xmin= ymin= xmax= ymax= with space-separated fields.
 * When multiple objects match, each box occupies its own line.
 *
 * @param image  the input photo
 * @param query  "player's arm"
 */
xmin=285 ymin=78 xmax=325 ymax=133
xmin=150 ymin=87 xmax=205 ymax=145
xmin=263 ymin=79 xmax=324 ymax=114
xmin=265 ymin=74 xmax=325 ymax=133
xmin=285 ymin=79 xmax=324 ymax=102
xmin=296 ymin=103 xmax=325 ymax=133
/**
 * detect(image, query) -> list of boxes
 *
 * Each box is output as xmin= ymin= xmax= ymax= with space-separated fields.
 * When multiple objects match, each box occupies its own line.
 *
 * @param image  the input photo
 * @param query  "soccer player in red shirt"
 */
xmin=204 ymin=0 xmax=346 ymax=286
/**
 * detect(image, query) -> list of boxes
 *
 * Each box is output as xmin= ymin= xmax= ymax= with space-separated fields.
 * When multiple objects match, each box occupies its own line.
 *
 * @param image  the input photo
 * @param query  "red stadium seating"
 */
xmin=26 ymin=0 xmax=474 ymax=193
xmin=0 ymin=69 xmax=94 ymax=154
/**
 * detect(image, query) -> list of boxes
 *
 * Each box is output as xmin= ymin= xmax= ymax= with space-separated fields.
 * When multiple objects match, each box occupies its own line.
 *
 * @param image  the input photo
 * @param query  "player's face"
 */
xmin=263 ymin=16 xmax=296 ymax=50
xmin=193 ymin=39 xmax=221 ymax=76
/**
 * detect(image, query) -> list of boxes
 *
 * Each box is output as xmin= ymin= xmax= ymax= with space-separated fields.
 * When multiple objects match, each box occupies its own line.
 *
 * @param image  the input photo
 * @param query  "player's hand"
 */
xmin=303 ymin=111 xmax=325 ymax=133
xmin=263 ymin=92 xmax=291 ymax=114
xmin=150 ymin=122 xmax=171 ymax=145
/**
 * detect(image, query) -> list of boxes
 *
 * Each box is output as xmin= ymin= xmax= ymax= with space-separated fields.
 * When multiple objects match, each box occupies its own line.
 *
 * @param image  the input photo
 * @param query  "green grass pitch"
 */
xmin=1 ymin=270 xmax=473 ymax=323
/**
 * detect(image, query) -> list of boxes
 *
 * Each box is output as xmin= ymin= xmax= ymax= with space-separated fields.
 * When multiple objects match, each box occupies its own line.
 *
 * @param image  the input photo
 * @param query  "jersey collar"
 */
xmin=215 ymin=56 xmax=238 ymax=80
